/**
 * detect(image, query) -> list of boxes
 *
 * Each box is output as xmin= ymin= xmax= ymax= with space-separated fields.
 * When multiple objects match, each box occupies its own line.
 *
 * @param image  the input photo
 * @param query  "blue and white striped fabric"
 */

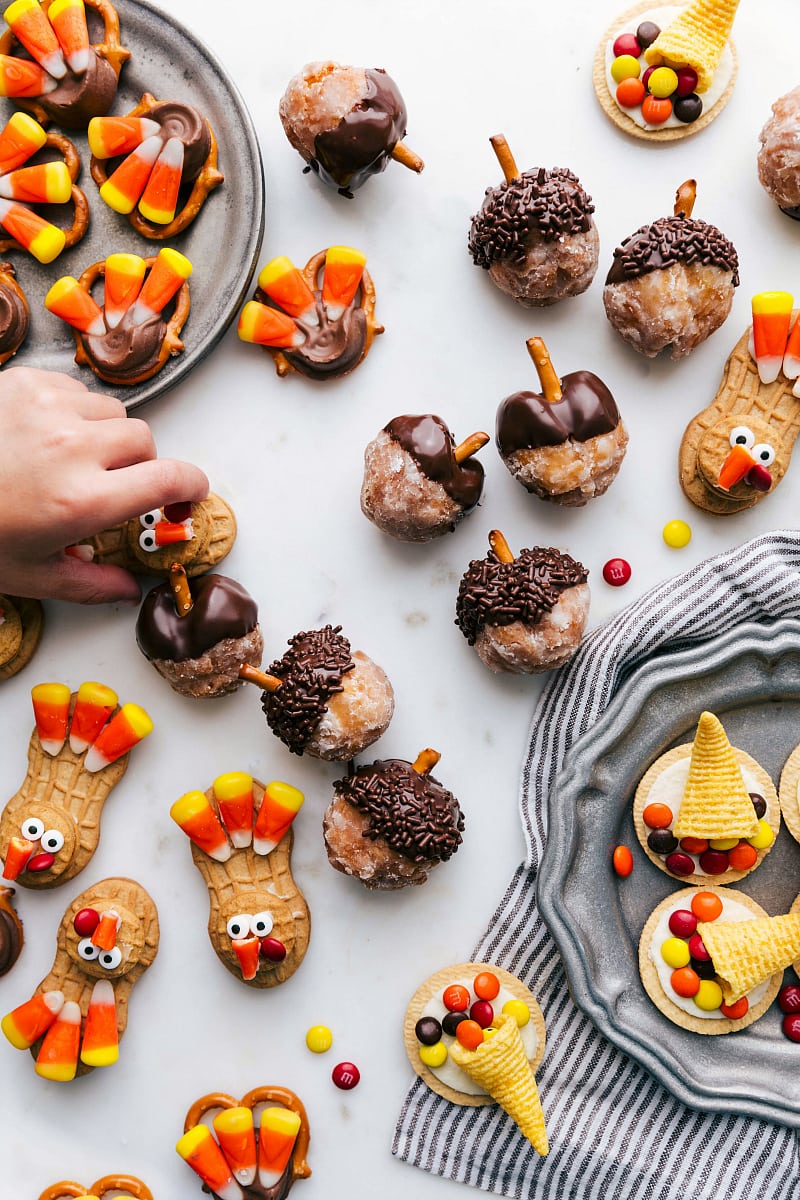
xmin=393 ymin=531 xmax=800 ymax=1198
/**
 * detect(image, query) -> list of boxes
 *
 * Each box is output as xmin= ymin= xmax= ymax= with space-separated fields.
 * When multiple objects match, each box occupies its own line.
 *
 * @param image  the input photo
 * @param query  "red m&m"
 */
xmin=332 ymin=1061 xmax=360 ymax=1090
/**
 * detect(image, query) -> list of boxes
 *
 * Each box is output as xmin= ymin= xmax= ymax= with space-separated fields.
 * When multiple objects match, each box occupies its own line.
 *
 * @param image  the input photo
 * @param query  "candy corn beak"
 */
xmin=83 ymin=702 xmax=153 ymax=772
xmin=232 ymin=935 xmax=260 ymax=981
xmin=253 ymin=781 xmax=304 ymax=856
xmin=258 ymin=1107 xmax=301 ymax=1188
xmin=212 ymin=1107 xmax=257 ymax=1187
xmin=170 ymin=790 xmax=231 ymax=862
xmin=48 ymin=0 xmax=92 ymax=75
xmin=752 ymin=291 xmax=794 ymax=384
xmin=90 ymin=909 xmax=119 ymax=950
xmin=4 ymin=0 xmax=67 ymax=78
xmin=138 ymin=519 xmax=193 ymax=552
xmin=2 ymin=988 xmax=64 ymax=1049
xmin=718 ymin=444 xmax=758 ymax=490
xmin=2 ymin=835 xmax=35 ymax=880
xmin=35 ymin=998 xmax=81 ymax=1081
xmin=0 ymin=110 xmax=47 ymax=175
xmin=176 ymin=1125 xmax=245 ymax=1200
xmin=237 ymin=300 xmax=304 ymax=349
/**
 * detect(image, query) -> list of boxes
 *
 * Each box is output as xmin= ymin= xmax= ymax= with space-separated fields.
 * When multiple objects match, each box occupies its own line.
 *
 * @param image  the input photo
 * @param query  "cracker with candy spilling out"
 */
xmin=778 ymin=742 xmax=800 ymax=846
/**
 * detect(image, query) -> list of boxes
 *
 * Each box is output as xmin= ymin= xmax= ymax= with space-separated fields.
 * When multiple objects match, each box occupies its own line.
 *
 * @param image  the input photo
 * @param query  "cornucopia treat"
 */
xmin=468 ymin=135 xmax=598 ymax=307
xmin=633 ymin=711 xmax=778 ymax=884
xmin=177 ymin=1085 xmax=311 ymax=1199
xmin=279 ymin=60 xmax=423 ymax=196
xmin=758 ymin=86 xmax=800 ymax=219
xmin=323 ymin=748 xmax=464 ymax=890
xmin=1 ymin=875 xmax=158 ymax=1080
xmin=39 ymin=1176 xmax=153 ymax=1200
xmin=639 ymin=886 xmax=786 ymax=1034
xmin=0 ymin=259 xmax=28 ymax=361
xmin=679 ymin=293 xmax=800 ymax=515
xmin=455 ymin=530 xmax=589 ymax=674
xmin=778 ymin=739 xmax=800 ymax=847
xmin=496 ymin=337 xmax=628 ymax=506
xmin=238 ymin=247 xmax=382 ymax=381
xmin=0 ymin=682 xmax=152 ymax=889
xmin=0 ymin=885 xmax=22 ymax=975
xmin=171 ymin=773 xmax=309 ymax=987
xmin=604 ymin=179 xmax=738 ymax=359
xmin=405 ymin=963 xmax=548 ymax=1155
xmin=261 ymin=624 xmax=394 ymax=761
xmin=0 ymin=0 xmax=129 ymax=129
xmin=0 ymin=593 xmax=43 ymax=679
xmin=89 ymin=93 xmax=224 ymax=237
xmin=136 ymin=566 xmax=263 ymax=700
xmin=45 ymin=247 xmax=192 ymax=385
xmin=594 ymin=0 xmax=739 ymax=139
xmin=360 ymin=414 xmax=487 ymax=542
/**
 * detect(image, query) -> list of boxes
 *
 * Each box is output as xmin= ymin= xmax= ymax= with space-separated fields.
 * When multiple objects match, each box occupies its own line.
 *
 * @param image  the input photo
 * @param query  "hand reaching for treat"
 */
xmin=0 ymin=366 xmax=209 ymax=603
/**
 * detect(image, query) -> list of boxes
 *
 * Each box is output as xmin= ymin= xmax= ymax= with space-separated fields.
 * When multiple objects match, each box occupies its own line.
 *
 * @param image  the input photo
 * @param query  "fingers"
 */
xmin=69 ymin=390 xmax=128 ymax=421
xmin=92 ymin=416 xmax=157 ymax=470
xmin=47 ymin=556 xmax=142 ymax=605
xmin=85 ymin=457 xmax=210 ymax=531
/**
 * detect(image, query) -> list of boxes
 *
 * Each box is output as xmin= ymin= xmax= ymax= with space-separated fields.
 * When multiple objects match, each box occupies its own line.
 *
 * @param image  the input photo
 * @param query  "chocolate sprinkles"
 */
xmin=334 ymin=759 xmax=464 ymax=863
xmin=262 ymin=625 xmax=354 ymax=754
xmin=469 ymin=167 xmax=595 ymax=268
xmin=455 ymin=547 xmax=588 ymax=644
xmin=605 ymin=215 xmax=740 ymax=286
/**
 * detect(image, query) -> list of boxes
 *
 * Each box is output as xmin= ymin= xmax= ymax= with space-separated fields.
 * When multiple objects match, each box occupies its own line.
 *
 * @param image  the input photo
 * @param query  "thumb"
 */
xmin=46 ymin=555 xmax=142 ymax=605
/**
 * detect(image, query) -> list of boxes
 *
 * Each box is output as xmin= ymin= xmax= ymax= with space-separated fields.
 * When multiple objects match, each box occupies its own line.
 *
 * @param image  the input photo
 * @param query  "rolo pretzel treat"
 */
xmin=603 ymin=179 xmax=738 ymax=359
xmin=496 ymin=336 xmax=628 ymax=507
xmin=323 ymin=748 xmax=464 ymax=890
xmin=177 ymin=1086 xmax=311 ymax=1199
xmin=468 ymin=135 xmax=598 ymax=307
xmin=455 ymin=530 xmax=590 ymax=674
xmin=89 ymin=92 xmax=224 ymax=237
xmin=45 ymin=247 xmax=192 ymax=385
xmin=758 ymin=86 xmax=800 ymax=220
xmin=261 ymin=624 xmax=394 ymax=761
xmin=0 ymin=884 xmax=22 ymax=975
xmin=0 ymin=681 xmax=153 ymax=889
xmin=0 ymin=259 xmax=28 ymax=362
xmin=633 ymin=711 xmax=779 ymax=884
xmin=0 ymin=594 xmax=44 ymax=680
xmin=1 ymin=875 xmax=158 ymax=1080
xmin=238 ymin=246 xmax=382 ymax=381
xmin=0 ymin=0 xmax=129 ymax=129
xmin=279 ymin=60 xmax=423 ymax=196
xmin=38 ymin=1175 xmax=153 ymax=1200
xmin=360 ymin=414 xmax=487 ymax=542
xmin=405 ymin=963 xmax=548 ymax=1155
xmin=136 ymin=567 xmax=264 ymax=700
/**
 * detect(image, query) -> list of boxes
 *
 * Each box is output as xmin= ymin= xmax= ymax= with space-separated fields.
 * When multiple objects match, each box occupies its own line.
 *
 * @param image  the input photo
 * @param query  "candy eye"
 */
xmin=227 ymin=914 xmax=251 ymax=940
xmin=41 ymin=829 xmax=64 ymax=854
xmin=751 ymin=443 xmax=775 ymax=466
xmin=20 ymin=817 xmax=44 ymax=841
xmin=139 ymin=508 xmax=161 ymax=529
xmin=77 ymin=938 xmax=99 ymax=961
xmin=729 ymin=426 xmax=755 ymax=449
xmin=139 ymin=529 xmax=158 ymax=552
xmin=251 ymin=911 xmax=274 ymax=938
xmin=99 ymin=946 xmax=122 ymax=970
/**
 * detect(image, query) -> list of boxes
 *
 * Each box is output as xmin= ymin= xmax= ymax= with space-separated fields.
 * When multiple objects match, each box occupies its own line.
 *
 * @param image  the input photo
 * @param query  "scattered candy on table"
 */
xmin=332 ymin=1060 xmax=360 ymax=1090
xmin=662 ymin=519 xmax=692 ymax=548
xmin=305 ymin=1024 xmax=333 ymax=1054
xmin=612 ymin=844 xmax=633 ymax=876
xmin=603 ymin=558 xmax=631 ymax=586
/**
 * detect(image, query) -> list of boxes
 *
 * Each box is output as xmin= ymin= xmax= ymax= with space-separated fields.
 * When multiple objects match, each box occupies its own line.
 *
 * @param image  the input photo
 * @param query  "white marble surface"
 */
xmin=2 ymin=0 xmax=799 ymax=1195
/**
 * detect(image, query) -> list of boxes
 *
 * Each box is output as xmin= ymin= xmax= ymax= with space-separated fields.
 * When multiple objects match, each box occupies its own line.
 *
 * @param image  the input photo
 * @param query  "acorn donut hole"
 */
xmin=757 ymin=86 xmax=800 ymax=220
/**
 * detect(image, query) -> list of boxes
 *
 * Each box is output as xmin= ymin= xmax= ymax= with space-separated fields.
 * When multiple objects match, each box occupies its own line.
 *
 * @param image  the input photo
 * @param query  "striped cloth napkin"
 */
xmin=393 ymin=531 xmax=800 ymax=1198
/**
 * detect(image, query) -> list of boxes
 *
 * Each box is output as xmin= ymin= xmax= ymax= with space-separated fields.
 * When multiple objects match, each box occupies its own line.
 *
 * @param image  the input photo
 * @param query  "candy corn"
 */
xmin=258 ymin=257 xmax=318 ymax=325
xmin=138 ymin=519 xmax=192 ymax=552
xmin=90 ymin=909 xmax=119 ymax=950
xmin=87 ymin=115 xmax=160 ymax=159
xmin=752 ymin=292 xmax=793 ymax=384
xmin=253 ymin=781 xmax=304 ymax=855
xmin=0 ymin=159 xmax=71 ymax=203
xmin=322 ymin=245 xmax=366 ymax=320
xmin=130 ymin=248 xmax=192 ymax=326
xmin=31 ymin=681 xmax=71 ymax=754
xmin=0 ymin=110 xmax=46 ymax=175
xmin=102 ymin=252 xmax=145 ymax=328
xmin=232 ymin=935 xmax=260 ymax=981
xmin=0 ymin=197 xmax=64 ymax=262
xmin=48 ymin=0 xmax=90 ymax=74
xmin=258 ymin=1107 xmax=301 ymax=1188
xmin=237 ymin=300 xmax=304 ymax=349
xmin=212 ymin=1107 xmax=257 ymax=1187
xmin=2 ymin=835 xmax=34 ymax=880
xmin=35 ymin=998 xmax=81 ymax=1081
xmin=99 ymin=134 xmax=161 ymax=214
xmin=1 ymin=989 xmax=63 ymax=1048
xmin=138 ymin=136 xmax=183 ymax=225
xmin=213 ymin=772 xmax=254 ymax=848
xmin=783 ymin=313 xmax=800 ymax=381
xmin=176 ymin=1125 xmax=244 ymax=1200
xmin=0 ymin=52 xmax=57 ymax=95
xmin=45 ymin=276 xmax=105 ymax=335
xmin=83 ymin=702 xmax=153 ymax=772
xmin=170 ymin=790 xmax=231 ymax=862
xmin=69 ymin=681 xmax=118 ymax=753
xmin=717 ymin=442 xmax=757 ymax=490
xmin=4 ymin=0 xmax=66 ymax=78
xmin=80 ymin=979 xmax=118 ymax=1067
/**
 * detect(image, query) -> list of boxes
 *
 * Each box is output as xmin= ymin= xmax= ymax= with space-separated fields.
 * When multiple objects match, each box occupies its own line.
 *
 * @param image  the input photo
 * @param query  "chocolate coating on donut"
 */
xmin=82 ymin=310 xmax=167 ymax=382
xmin=0 ymin=887 xmax=22 ymax=976
xmin=0 ymin=275 xmax=28 ymax=355
xmin=497 ymin=372 xmax=620 ymax=454
xmin=146 ymin=100 xmax=212 ymax=180
xmin=313 ymin=68 xmax=407 ymax=193
xmin=385 ymin=414 xmax=484 ymax=509
xmin=136 ymin=574 xmax=258 ymax=662
xmin=262 ymin=625 xmax=355 ymax=754
xmin=456 ymin=547 xmax=588 ymax=644
xmin=333 ymin=759 xmax=464 ymax=863
xmin=605 ymin=216 xmax=739 ymax=286
xmin=469 ymin=168 xmax=595 ymax=268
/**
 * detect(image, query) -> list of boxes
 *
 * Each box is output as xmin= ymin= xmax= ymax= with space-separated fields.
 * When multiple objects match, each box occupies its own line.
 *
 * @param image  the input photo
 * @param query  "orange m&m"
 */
xmin=691 ymin=891 xmax=723 ymax=922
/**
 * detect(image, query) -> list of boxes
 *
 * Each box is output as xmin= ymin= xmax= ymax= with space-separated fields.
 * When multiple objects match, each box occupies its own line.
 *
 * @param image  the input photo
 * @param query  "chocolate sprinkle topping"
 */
xmin=334 ymin=759 xmax=464 ymax=863
xmin=605 ymin=215 xmax=740 ymax=286
xmin=455 ymin=547 xmax=588 ymax=644
xmin=469 ymin=168 xmax=595 ymax=268
xmin=262 ymin=625 xmax=354 ymax=754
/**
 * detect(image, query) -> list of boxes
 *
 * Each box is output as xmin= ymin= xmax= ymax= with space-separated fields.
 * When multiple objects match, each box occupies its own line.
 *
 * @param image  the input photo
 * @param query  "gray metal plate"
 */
xmin=537 ymin=618 xmax=800 ymax=1127
xmin=1 ymin=0 xmax=264 ymax=410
